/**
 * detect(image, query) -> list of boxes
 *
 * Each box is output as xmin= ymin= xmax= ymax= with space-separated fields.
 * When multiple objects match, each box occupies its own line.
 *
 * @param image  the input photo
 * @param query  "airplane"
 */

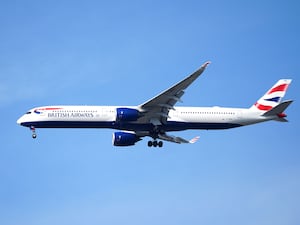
xmin=17 ymin=61 xmax=293 ymax=147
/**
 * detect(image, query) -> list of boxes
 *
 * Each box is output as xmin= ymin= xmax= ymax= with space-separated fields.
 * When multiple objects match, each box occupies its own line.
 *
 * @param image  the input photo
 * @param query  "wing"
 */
xmin=138 ymin=61 xmax=210 ymax=125
xmin=158 ymin=133 xmax=200 ymax=144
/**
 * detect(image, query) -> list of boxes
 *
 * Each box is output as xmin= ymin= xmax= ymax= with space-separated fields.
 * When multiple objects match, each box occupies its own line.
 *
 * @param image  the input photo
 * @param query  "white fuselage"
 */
xmin=17 ymin=105 xmax=272 ymax=131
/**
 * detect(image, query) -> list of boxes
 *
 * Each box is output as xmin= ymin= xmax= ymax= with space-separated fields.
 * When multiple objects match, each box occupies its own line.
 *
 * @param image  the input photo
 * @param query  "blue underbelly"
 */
xmin=21 ymin=120 xmax=242 ymax=131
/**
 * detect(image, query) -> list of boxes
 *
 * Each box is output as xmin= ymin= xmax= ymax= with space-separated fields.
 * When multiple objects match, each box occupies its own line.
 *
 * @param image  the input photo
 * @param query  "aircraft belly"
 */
xmin=163 ymin=121 xmax=242 ymax=131
xmin=20 ymin=120 xmax=116 ymax=129
xmin=117 ymin=121 xmax=242 ymax=131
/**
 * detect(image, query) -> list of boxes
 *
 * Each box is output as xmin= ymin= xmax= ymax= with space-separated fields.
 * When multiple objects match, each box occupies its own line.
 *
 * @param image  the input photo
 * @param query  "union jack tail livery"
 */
xmin=250 ymin=79 xmax=292 ymax=112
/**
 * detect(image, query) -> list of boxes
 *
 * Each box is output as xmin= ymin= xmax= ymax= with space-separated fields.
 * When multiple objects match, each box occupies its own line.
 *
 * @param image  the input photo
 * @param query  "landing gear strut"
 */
xmin=148 ymin=125 xmax=164 ymax=147
xmin=30 ymin=126 xmax=37 ymax=139
xmin=148 ymin=140 xmax=163 ymax=148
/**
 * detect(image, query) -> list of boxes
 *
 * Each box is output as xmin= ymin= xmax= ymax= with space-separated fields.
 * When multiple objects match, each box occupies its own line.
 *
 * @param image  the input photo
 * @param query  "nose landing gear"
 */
xmin=30 ymin=126 xmax=37 ymax=139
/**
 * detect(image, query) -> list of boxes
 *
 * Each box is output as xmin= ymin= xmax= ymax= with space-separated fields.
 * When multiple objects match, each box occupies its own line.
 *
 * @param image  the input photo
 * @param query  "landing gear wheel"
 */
xmin=147 ymin=140 xmax=163 ymax=148
xmin=32 ymin=133 xmax=37 ymax=139
xmin=158 ymin=141 xmax=163 ymax=147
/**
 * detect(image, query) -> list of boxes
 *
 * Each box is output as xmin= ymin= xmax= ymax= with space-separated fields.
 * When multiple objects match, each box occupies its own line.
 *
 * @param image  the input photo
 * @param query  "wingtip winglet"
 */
xmin=189 ymin=136 xmax=200 ymax=144
xmin=203 ymin=61 xmax=211 ymax=68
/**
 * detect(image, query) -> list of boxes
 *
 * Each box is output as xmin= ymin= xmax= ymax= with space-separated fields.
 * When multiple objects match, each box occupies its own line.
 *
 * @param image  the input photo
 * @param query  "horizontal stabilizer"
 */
xmin=275 ymin=117 xmax=289 ymax=122
xmin=263 ymin=100 xmax=293 ymax=116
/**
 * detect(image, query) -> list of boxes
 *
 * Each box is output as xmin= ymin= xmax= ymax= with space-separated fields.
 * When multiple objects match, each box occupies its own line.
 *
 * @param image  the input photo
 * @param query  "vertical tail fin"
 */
xmin=250 ymin=79 xmax=292 ymax=112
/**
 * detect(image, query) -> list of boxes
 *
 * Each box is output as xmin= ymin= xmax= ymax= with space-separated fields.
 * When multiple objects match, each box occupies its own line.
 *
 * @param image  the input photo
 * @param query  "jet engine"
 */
xmin=112 ymin=132 xmax=141 ymax=146
xmin=116 ymin=108 xmax=140 ymax=122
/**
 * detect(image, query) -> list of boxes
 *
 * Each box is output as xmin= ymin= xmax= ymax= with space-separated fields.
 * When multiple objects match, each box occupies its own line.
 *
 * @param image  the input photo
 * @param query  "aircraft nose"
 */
xmin=17 ymin=116 xmax=25 ymax=125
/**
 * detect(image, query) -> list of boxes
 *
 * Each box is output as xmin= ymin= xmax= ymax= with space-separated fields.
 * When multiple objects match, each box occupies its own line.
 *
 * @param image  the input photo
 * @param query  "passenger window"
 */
xmin=26 ymin=111 xmax=32 ymax=114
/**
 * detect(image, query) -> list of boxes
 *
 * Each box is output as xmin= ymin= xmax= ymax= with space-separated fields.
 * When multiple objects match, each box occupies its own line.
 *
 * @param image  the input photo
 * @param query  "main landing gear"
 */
xmin=30 ymin=126 xmax=37 ymax=139
xmin=147 ymin=140 xmax=163 ymax=148
xmin=148 ymin=126 xmax=164 ymax=147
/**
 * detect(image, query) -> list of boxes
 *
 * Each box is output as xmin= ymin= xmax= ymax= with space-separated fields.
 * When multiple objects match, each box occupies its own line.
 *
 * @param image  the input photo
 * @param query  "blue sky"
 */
xmin=1 ymin=0 xmax=299 ymax=224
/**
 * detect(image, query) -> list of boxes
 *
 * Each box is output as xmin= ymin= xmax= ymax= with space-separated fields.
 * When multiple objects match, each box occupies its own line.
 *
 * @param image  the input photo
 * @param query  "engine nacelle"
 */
xmin=112 ymin=132 xmax=141 ymax=146
xmin=116 ymin=107 xmax=139 ymax=122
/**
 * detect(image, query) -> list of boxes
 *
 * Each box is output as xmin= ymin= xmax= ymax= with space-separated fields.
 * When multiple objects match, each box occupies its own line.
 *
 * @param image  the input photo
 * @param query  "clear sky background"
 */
xmin=1 ymin=1 xmax=299 ymax=225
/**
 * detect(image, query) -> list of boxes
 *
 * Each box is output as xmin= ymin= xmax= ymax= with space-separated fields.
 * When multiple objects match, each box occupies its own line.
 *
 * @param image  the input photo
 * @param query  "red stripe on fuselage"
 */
xmin=38 ymin=107 xmax=63 ymax=111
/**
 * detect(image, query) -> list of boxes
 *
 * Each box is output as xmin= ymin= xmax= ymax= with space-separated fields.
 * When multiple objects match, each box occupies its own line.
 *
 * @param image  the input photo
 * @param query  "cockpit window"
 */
xmin=26 ymin=111 xmax=32 ymax=114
